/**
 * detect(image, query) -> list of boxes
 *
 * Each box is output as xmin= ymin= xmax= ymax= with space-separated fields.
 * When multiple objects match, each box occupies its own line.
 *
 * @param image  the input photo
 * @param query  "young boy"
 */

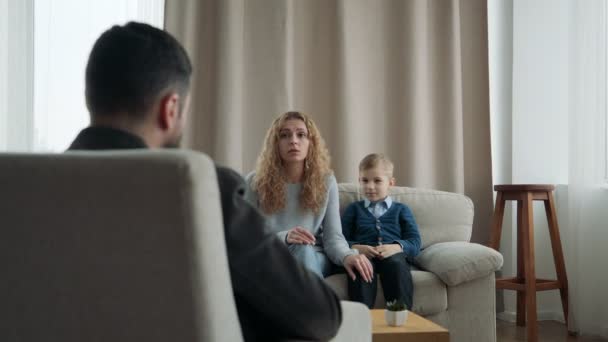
xmin=341 ymin=153 xmax=421 ymax=309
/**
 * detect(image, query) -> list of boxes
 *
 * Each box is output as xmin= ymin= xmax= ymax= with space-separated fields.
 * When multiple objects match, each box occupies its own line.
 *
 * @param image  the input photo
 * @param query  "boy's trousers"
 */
xmin=347 ymin=252 xmax=413 ymax=309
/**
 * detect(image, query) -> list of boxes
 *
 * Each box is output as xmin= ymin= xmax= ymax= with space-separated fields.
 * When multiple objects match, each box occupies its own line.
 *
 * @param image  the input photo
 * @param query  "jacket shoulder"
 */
xmin=215 ymin=166 xmax=246 ymax=193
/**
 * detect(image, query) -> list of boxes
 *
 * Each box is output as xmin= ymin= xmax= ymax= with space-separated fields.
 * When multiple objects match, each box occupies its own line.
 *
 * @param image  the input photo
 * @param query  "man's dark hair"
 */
xmin=85 ymin=22 xmax=192 ymax=120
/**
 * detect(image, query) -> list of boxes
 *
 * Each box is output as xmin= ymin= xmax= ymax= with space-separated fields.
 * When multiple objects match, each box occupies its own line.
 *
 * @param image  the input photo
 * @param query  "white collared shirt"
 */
xmin=364 ymin=196 xmax=393 ymax=218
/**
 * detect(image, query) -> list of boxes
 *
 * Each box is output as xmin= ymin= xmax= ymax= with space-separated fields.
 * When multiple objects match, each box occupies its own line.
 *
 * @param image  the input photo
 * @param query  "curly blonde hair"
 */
xmin=253 ymin=111 xmax=332 ymax=214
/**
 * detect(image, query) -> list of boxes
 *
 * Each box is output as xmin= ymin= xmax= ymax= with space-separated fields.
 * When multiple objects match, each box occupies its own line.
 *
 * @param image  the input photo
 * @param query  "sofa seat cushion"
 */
xmin=416 ymin=241 xmax=504 ymax=286
xmin=324 ymin=270 xmax=447 ymax=316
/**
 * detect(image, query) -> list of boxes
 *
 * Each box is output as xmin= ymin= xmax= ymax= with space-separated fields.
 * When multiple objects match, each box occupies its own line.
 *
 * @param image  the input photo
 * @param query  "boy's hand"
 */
xmin=352 ymin=244 xmax=381 ymax=259
xmin=376 ymin=244 xmax=403 ymax=259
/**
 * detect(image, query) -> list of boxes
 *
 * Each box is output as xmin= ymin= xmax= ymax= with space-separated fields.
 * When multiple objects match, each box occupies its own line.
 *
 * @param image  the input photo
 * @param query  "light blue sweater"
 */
xmin=244 ymin=172 xmax=356 ymax=265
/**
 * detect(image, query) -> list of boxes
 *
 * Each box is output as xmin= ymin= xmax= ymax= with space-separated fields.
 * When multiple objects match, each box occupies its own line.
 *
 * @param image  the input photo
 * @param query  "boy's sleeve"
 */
xmin=395 ymin=204 xmax=422 ymax=257
xmin=340 ymin=203 xmax=358 ymax=247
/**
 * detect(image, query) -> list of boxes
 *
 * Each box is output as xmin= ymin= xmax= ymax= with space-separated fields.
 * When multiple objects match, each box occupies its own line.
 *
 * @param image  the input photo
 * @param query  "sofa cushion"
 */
xmin=325 ymin=270 xmax=447 ymax=316
xmin=338 ymin=183 xmax=473 ymax=249
xmin=415 ymin=241 xmax=504 ymax=286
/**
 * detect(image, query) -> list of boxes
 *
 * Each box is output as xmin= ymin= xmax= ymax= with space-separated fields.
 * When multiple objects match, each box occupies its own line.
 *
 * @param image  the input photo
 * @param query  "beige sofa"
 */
xmin=0 ymin=151 xmax=370 ymax=342
xmin=325 ymin=184 xmax=504 ymax=342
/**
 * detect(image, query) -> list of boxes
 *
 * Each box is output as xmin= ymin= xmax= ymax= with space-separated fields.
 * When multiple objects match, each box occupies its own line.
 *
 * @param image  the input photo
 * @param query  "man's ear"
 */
xmin=389 ymin=177 xmax=396 ymax=186
xmin=158 ymin=92 xmax=180 ymax=131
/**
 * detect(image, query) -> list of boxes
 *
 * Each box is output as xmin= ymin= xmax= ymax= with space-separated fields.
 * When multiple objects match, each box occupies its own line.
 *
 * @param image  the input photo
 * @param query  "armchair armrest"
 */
xmin=330 ymin=301 xmax=371 ymax=342
xmin=415 ymin=241 xmax=503 ymax=286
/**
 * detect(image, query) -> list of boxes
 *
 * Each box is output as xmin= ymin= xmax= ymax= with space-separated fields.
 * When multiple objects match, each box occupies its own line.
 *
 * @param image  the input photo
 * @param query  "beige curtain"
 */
xmin=165 ymin=0 xmax=493 ymax=244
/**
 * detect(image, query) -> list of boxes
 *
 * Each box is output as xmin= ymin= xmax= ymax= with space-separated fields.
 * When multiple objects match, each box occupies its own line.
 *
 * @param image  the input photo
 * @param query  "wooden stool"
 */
xmin=489 ymin=184 xmax=569 ymax=342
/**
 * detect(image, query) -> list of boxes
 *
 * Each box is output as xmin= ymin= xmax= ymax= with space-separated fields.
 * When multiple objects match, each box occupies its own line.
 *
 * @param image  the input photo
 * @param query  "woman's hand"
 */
xmin=343 ymin=254 xmax=374 ymax=283
xmin=375 ymin=244 xmax=403 ymax=259
xmin=286 ymin=226 xmax=316 ymax=245
xmin=352 ymin=244 xmax=381 ymax=259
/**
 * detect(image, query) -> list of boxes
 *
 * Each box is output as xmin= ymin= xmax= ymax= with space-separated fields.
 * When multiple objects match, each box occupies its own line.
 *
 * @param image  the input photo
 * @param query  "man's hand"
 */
xmin=343 ymin=254 xmax=374 ymax=283
xmin=352 ymin=244 xmax=381 ymax=259
xmin=375 ymin=244 xmax=403 ymax=259
xmin=286 ymin=226 xmax=316 ymax=245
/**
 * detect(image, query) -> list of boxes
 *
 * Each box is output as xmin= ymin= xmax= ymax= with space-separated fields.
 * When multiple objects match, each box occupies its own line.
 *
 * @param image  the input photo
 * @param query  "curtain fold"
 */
xmin=165 ymin=0 xmax=493 ymax=244
xmin=566 ymin=0 xmax=608 ymax=336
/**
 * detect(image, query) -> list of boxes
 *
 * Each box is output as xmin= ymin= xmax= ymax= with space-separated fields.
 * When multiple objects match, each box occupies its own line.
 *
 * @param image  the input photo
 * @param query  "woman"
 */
xmin=245 ymin=111 xmax=373 ymax=281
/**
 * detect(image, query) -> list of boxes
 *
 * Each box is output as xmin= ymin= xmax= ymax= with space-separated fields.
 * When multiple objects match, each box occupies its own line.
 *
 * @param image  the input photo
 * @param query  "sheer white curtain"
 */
xmin=0 ymin=0 xmax=34 ymax=152
xmin=566 ymin=0 xmax=608 ymax=337
xmin=0 ymin=0 xmax=164 ymax=152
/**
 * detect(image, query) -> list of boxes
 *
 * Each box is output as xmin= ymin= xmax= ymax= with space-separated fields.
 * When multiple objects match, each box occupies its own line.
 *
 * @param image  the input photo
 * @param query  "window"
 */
xmin=605 ymin=33 xmax=608 ymax=184
xmin=0 ymin=0 xmax=164 ymax=152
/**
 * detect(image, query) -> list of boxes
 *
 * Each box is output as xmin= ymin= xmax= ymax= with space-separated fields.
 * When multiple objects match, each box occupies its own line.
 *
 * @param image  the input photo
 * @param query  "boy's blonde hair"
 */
xmin=359 ymin=153 xmax=394 ymax=177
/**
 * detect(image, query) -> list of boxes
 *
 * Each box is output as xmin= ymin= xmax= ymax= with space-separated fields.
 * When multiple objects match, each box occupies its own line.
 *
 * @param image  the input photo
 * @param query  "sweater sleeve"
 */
xmin=243 ymin=171 xmax=288 ymax=243
xmin=396 ymin=204 xmax=422 ymax=257
xmin=321 ymin=175 xmax=357 ymax=265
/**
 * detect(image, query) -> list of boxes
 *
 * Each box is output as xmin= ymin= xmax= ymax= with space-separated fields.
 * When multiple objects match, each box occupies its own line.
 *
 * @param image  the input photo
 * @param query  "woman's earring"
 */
xmin=305 ymin=158 xmax=310 ymax=170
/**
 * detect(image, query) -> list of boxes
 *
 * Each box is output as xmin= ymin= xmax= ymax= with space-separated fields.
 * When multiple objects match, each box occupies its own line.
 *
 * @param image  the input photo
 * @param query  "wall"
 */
xmin=511 ymin=0 xmax=570 ymax=321
xmin=489 ymin=0 xmax=570 ymax=321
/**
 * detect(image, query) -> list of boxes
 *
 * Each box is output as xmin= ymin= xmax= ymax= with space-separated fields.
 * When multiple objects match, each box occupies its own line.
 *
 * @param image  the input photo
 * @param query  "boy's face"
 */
xmin=359 ymin=166 xmax=395 ymax=202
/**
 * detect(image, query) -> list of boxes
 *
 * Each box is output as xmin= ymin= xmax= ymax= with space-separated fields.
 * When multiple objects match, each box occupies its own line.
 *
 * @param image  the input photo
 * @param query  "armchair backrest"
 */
xmin=0 ymin=150 xmax=242 ymax=342
xmin=338 ymin=184 xmax=474 ymax=249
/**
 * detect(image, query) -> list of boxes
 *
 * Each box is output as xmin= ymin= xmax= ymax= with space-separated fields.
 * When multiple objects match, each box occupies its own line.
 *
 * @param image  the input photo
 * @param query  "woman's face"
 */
xmin=278 ymin=118 xmax=310 ymax=165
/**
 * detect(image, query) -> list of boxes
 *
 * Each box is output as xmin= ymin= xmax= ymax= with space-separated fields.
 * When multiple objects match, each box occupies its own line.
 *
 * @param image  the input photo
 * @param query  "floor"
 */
xmin=497 ymin=320 xmax=608 ymax=342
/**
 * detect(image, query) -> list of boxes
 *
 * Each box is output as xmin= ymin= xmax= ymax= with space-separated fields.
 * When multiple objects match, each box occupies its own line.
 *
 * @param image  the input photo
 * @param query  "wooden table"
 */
xmin=371 ymin=309 xmax=449 ymax=342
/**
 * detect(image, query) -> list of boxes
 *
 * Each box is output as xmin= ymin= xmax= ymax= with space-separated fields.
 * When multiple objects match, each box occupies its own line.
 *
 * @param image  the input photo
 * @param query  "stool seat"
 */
xmin=494 ymin=184 xmax=555 ymax=192
xmin=489 ymin=184 xmax=568 ymax=342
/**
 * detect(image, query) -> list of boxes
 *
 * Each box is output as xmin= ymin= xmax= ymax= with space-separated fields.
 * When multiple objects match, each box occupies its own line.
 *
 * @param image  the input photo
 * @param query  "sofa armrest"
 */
xmin=415 ymin=241 xmax=503 ymax=286
xmin=330 ymin=301 xmax=371 ymax=342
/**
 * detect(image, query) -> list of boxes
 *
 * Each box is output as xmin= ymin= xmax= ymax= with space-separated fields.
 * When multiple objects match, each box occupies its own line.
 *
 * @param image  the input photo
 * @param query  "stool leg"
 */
xmin=516 ymin=199 xmax=526 ymax=326
xmin=522 ymin=193 xmax=538 ymax=342
xmin=544 ymin=192 xmax=569 ymax=324
xmin=489 ymin=191 xmax=506 ymax=250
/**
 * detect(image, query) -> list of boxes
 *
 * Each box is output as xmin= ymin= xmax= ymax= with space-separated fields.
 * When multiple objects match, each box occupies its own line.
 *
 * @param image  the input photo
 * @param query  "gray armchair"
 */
xmin=0 ymin=151 xmax=370 ymax=342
